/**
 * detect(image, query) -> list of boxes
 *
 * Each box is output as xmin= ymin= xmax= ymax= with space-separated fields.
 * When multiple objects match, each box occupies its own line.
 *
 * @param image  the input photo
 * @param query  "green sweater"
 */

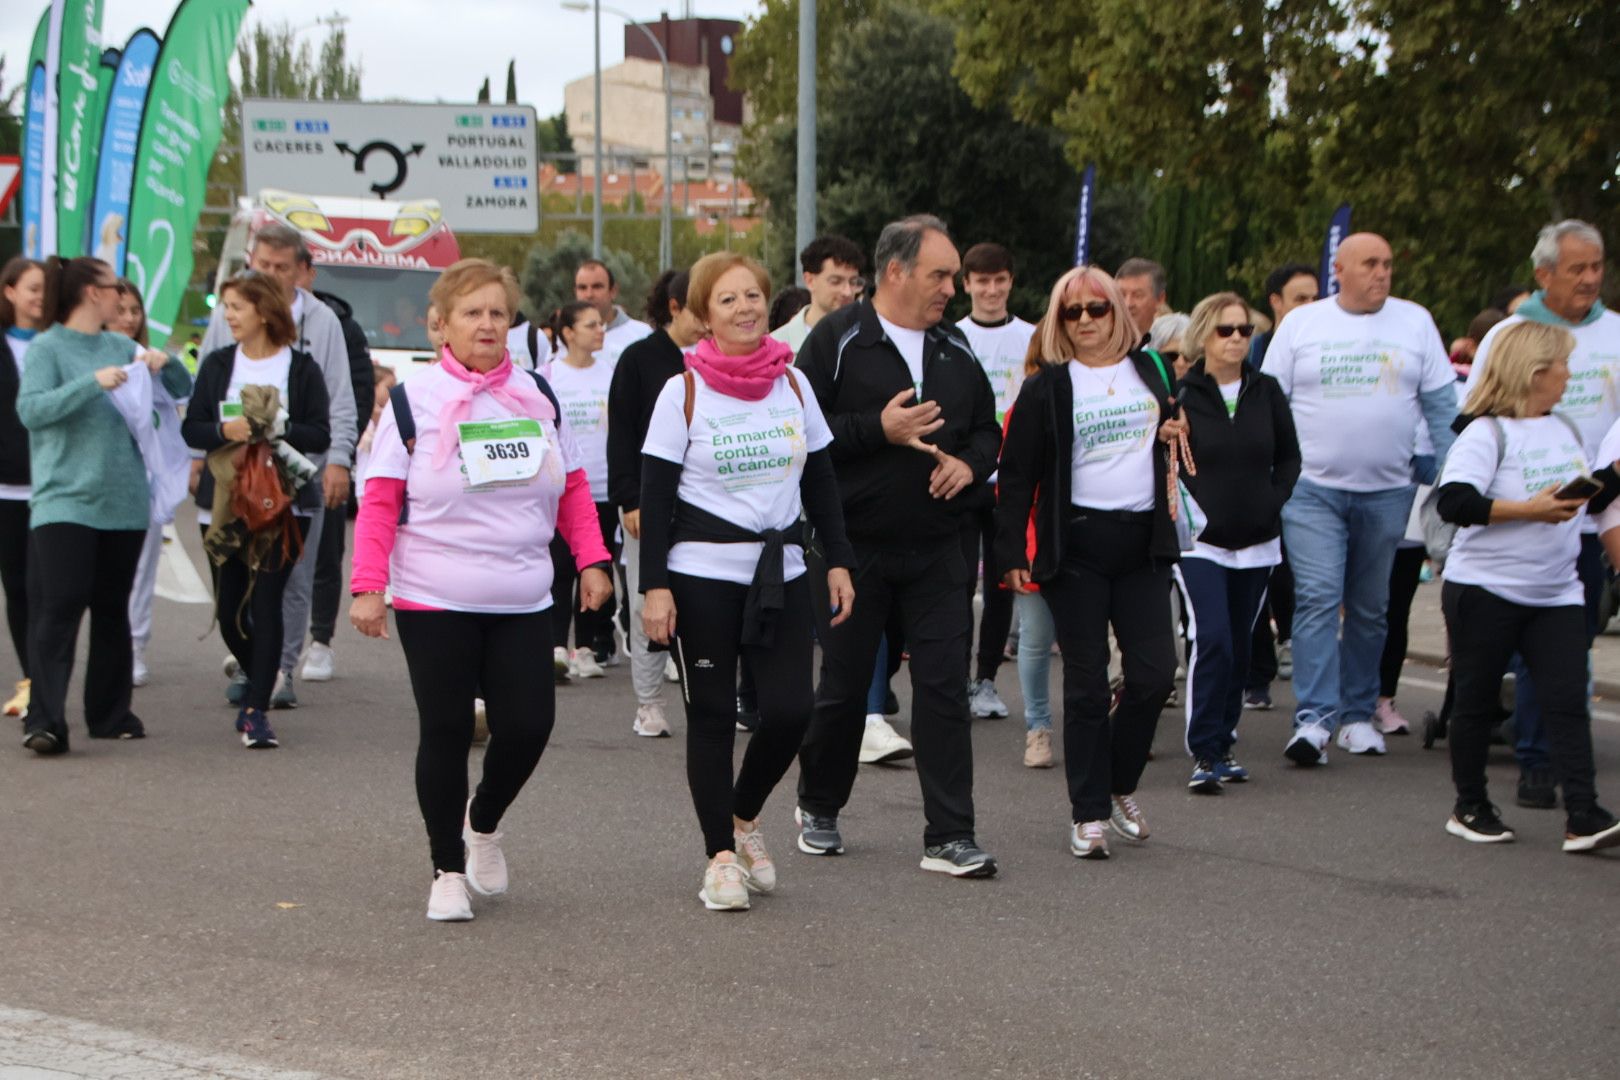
xmin=17 ymin=326 xmax=192 ymax=531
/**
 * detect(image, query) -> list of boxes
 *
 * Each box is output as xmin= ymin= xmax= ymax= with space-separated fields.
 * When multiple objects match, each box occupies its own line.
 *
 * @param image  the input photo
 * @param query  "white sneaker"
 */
xmin=699 ymin=856 xmax=751 ymax=911
xmin=132 ymin=648 xmax=150 ymax=688
xmin=462 ymin=802 xmax=508 ymax=896
xmin=1070 ymin=820 xmax=1110 ymax=859
xmin=222 ymin=654 xmax=240 ymax=678
xmin=968 ymin=678 xmax=1009 ymax=719
xmin=1109 ymin=794 xmax=1149 ymax=841
xmin=572 ymin=648 xmax=606 ymax=679
xmin=553 ymin=646 xmax=574 ymax=681
xmin=301 ymin=641 xmax=334 ymax=682
xmin=427 ymin=870 xmax=473 ymax=922
xmin=1284 ymin=720 xmax=1331 ymax=766
xmin=858 ymin=714 xmax=913 ymax=764
xmin=665 ymin=655 xmax=680 ymax=683
xmin=633 ymin=701 xmax=671 ymax=737
xmin=734 ymin=826 xmax=776 ymax=893
xmin=1335 ymin=720 xmax=1387 ymax=756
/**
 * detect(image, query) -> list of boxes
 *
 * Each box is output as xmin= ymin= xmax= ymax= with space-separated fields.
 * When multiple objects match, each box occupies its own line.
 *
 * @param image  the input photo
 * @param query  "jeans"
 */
xmin=1015 ymin=590 xmax=1055 ymax=731
xmin=1280 ymin=478 xmax=1415 ymax=732
xmin=1510 ymin=533 xmax=1604 ymax=770
xmin=866 ymin=634 xmax=890 ymax=716
xmin=128 ymin=520 xmax=165 ymax=651
xmin=1174 ymin=559 xmax=1272 ymax=761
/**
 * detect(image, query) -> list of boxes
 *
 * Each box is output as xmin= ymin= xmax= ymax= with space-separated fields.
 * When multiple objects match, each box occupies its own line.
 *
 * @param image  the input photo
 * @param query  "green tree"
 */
xmin=504 ymin=60 xmax=517 ymax=106
xmin=0 ymin=55 xmax=23 ymax=156
xmin=537 ymin=111 xmax=575 ymax=172
xmin=519 ymin=229 xmax=651 ymax=327
xmin=729 ymin=0 xmax=888 ymax=127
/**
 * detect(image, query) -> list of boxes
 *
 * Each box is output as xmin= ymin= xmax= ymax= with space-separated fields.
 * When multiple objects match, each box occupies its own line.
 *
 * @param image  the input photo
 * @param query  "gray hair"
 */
xmin=873 ymin=214 xmax=951 ymax=280
xmin=1147 ymin=312 xmax=1190 ymax=352
xmin=251 ymin=222 xmax=310 ymax=259
xmin=1531 ymin=219 xmax=1603 ymax=270
xmin=1116 ymin=257 xmax=1167 ymax=298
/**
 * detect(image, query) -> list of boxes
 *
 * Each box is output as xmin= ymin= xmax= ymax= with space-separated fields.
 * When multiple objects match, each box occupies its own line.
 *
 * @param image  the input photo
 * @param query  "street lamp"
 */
xmin=562 ymin=1 xmax=674 ymax=269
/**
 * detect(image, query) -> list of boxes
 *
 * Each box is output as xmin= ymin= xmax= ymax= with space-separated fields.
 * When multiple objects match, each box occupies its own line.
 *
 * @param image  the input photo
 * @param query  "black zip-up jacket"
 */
xmin=607 ymin=327 xmax=686 ymax=512
xmin=1177 ymin=360 xmax=1301 ymax=551
xmin=182 ymin=345 xmax=331 ymax=514
xmin=313 ymin=289 xmax=374 ymax=445
xmin=0 ymin=333 xmax=30 ymax=487
xmin=795 ymin=299 xmax=1001 ymax=547
xmin=995 ymin=352 xmax=1180 ymax=582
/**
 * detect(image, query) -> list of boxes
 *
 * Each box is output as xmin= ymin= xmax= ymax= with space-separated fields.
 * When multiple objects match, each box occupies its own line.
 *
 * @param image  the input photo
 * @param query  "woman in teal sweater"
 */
xmin=17 ymin=257 xmax=187 ymax=755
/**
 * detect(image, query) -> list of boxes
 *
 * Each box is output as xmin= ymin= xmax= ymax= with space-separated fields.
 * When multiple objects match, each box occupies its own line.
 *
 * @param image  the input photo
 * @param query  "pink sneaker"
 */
xmin=1374 ymin=698 xmax=1410 ymax=736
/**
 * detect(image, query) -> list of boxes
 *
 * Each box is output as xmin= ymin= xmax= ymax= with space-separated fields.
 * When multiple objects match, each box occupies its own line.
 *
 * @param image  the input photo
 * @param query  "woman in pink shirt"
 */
xmin=349 ymin=259 xmax=613 ymax=923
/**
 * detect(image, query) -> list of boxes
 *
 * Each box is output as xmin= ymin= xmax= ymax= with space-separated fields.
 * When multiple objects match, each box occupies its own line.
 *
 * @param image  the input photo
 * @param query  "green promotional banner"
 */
xmin=21 ymin=10 xmax=48 ymax=259
xmin=79 ymin=46 xmax=119 ymax=256
xmin=125 ymin=0 xmax=250 ymax=347
xmin=54 ymin=0 xmax=107 ymax=259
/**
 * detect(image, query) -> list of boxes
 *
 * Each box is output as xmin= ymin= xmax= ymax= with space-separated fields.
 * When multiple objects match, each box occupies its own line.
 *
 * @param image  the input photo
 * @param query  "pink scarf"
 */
xmin=431 ymin=347 xmax=555 ymax=469
xmin=686 ymin=336 xmax=793 ymax=402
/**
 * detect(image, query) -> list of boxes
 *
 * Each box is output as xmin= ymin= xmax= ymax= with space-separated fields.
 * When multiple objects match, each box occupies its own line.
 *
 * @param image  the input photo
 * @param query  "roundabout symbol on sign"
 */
xmin=335 ymin=139 xmax=425 ymax=197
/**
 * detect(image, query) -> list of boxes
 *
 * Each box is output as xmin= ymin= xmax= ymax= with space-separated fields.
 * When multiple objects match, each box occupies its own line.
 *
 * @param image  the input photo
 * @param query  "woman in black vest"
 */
xmin=0 ymin=257 xmax=45 ymax=720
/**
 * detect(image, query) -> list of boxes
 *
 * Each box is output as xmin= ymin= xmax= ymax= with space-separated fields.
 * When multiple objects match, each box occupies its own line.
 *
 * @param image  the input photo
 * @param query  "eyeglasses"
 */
xmin=1213 ymin=323 xmax=1256 ymax=339
xmin=1060 ymin=300 xmax=1113 ymax=322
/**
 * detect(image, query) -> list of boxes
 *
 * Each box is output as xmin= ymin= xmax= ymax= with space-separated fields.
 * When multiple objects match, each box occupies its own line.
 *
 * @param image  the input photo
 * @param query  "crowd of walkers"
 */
xmin=5 ymin=211 xmax=1619 ymax=921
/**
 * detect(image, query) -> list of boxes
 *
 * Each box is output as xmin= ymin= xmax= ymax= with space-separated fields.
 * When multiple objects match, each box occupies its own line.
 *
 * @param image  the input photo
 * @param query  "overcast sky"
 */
xmin=3 ymin=1 xmax=765 ymax=117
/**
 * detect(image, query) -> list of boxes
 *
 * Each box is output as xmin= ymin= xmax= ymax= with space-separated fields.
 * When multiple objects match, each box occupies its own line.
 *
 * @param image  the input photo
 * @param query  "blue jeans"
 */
xmin=1174 ymin=559 xmax=1272 ymax=761
xmin=1511 ymin=533 xmax=1605 ymax=770
xmin=1280 ymin=478 xmax=1416 ymax=732
xmin=1015 ymin=591 xmax=1055 ymax=731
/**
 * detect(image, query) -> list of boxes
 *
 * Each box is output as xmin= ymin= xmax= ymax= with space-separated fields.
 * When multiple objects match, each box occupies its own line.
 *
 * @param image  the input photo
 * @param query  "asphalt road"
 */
xmin=2 ymin=519 xmax=1617 ymax=1079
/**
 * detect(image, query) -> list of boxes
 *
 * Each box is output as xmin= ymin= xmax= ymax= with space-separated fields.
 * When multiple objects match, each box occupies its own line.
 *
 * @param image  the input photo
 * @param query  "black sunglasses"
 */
xmin=1214 ymin=323 xmax=1256 ymax=339
xmin=1060 ymin=300 xmax=1113 ymax=322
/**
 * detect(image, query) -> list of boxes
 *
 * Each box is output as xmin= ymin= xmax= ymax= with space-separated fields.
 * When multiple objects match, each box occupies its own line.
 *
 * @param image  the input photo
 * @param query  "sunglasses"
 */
xmin=1060 ymin=300 xmax=1113 ymax=322
xmin=1214 ymin=323 xmax=1256 ymax=339
xmin=1159 ymin=350 xmax=1182 ymax=364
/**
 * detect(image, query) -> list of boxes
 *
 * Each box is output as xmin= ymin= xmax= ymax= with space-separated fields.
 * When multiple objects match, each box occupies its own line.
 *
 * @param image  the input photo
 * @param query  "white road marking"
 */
xmin=1398 ymin=673 xmax=1620 ymax=724
xmin=0 ymin=1006 xmax=332 ymax=1080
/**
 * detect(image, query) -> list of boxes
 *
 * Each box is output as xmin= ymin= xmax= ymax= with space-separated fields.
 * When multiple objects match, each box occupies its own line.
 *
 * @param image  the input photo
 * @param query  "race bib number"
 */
xmin=458 ymin=418 xmax=546 ymax=489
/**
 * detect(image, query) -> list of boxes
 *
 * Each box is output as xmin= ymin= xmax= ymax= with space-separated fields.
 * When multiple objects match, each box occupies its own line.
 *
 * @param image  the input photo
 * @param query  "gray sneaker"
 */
xmin=225 ymin=671 xmax=250 ymax=706
xmin=794 ymin=806 xmax=844 ymax=855
xmin=969 ymin=678 xmax=1009 ymax=719
xmin=920 ymin=839 xmax=998 ymax=878
xmin=270 ymin=671 xmax=298 ymax=710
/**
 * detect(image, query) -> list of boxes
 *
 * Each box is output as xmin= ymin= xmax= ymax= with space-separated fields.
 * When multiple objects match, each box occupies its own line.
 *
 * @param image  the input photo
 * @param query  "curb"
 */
xmin=1406 ymin=650 xmax=1620 ymax=701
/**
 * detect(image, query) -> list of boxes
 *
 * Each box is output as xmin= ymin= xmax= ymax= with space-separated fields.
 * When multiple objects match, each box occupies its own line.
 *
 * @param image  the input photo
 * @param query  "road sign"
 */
xmin=0 ymin=156 xmax=19 ymax=216
xmin=241 ymin=100 xmax=539 ymax=234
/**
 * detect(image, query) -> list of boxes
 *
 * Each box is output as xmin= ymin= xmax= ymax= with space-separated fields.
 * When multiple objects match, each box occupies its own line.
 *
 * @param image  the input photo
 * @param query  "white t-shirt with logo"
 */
xmin=1466 ymin=310 xmax=1620 ymax=533
xmin=641 ymin=369 xmax=834 ymax=586
xmin=769 ymin=307 xmax=814 ymax=355
xmin=548 ymin=356 xmax=614 ymax=502
xmin=599 ymin=310 xmax=653 ymax=366
xmin=877 ymin=314 xmax=927 ymax=398
xmin=957 ymin=316 xmax=1037 ymax=424
xmin=1266 ymin=296 xmax=1454 ymax=492
xmin=198 ymin=347 xmax=299 ymax=526
xmin=365 ymin=364 xmax=581 ymax=613
xmin=1592 ymin=417 xmax=1620 ymax=538
xmin=1068 ymin=359 xmax=1159 ymax=512
xmin=1440 ymin=414 xmax=1590 ymax=607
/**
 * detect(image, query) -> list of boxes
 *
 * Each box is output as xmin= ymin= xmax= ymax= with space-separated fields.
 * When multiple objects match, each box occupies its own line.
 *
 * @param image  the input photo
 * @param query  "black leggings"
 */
xmin=24 ymin=523 xmax=145 ymax=744
xmin=0 ymin=498 xmax=29 ymax=676
xmin=215 ymin=519 xmax=310 ymax=712
xmin=310 ymin=501 xmax=347 ymax=646
xmin=396 ymin=606 xmax=556 ymax=874
xmin=1379 ymin=545 xmax=1427 ymax=698
xmin=550 ymin=500 xmax=618 ymax=653
xmin=671 ymin=571 xmax=815 ymax=857
xmin=961 ymin=499 xmax=1013 ymax=682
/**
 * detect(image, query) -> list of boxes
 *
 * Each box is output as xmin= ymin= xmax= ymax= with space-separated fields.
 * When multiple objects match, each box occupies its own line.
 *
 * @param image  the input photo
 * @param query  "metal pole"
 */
xmin=794 ymin=0 xmax=816 ymax=256
xmin=660 ymin=32 xmax=673 ymax=270
xmin=592 ymin=0 xmax=604 ymax=257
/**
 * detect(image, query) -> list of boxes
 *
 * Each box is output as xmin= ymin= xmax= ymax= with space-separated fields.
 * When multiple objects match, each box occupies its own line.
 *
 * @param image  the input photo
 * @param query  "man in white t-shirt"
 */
xmin=575 ymin=259 xmax=652 ymax=366
xmin=952 ymin=242 xmax=1036 ymax=719
xmin=1265 ymin=232 xmax=1458 ymax=764
xmin=1463 ymin=219 xmax=1620 ymax=808
xmin=769 ymin=235 xmax=866 ymax=356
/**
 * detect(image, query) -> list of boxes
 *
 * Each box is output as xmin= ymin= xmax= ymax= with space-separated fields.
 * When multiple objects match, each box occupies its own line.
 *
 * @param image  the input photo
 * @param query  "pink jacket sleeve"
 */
xmin=351 ymin=477 xmax=406 ymax=593
xmin=555 ymin=467 xmax=612 ymax=570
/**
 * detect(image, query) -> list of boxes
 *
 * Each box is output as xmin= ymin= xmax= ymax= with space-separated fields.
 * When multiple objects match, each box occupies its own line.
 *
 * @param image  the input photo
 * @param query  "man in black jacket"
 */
xmin=296 ymin=252 xmax=373 ymax=683
xmin=794 ymin=214 xmax=1003 ymax=877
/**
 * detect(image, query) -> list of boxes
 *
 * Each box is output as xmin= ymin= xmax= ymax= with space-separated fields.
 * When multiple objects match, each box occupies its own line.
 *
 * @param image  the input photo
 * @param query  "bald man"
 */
xmin=1262 ymin=233 xmax=1458 ymax=765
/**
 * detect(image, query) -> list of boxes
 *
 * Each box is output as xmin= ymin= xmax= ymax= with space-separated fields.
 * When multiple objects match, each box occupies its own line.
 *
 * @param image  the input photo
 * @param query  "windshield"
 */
xmin=313 ymin=266 xmax=440 ymax=352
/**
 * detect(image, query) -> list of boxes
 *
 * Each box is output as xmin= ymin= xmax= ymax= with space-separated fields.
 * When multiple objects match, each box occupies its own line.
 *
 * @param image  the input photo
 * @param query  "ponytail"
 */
xmin=41 ymin=255 xmax=111 ymax=325
xmin=643 ymin=269 xmax=692 ymax=328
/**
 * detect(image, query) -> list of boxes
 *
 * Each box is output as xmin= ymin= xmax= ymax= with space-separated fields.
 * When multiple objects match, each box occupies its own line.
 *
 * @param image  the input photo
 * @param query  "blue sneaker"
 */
xmin=1188 ymin=758 xmax=1223 ymax=794
xmin=237 ymin=707 xmax=279 ymax=749
xmin=1215 ymin=754 xmax=1250 ymax=783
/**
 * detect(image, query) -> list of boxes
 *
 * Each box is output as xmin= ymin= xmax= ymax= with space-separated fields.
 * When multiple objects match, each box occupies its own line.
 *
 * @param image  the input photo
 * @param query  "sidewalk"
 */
xmin=1402 ymin=576 xmax=1620 ymax=699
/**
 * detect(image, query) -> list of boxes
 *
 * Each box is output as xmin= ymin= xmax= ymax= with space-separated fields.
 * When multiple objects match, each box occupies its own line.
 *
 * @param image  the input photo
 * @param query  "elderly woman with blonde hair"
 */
xmin=349 ymin=258 xmax=613 ymax=921
xmin=995 ymin=265 xmax=1187 ymax=861
xmin=1435 ymin=319 xmax=1619 ymax=852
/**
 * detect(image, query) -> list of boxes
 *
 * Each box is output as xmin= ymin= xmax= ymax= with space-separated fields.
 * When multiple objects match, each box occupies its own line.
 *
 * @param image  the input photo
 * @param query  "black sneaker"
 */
xmin=89 ymin=714 xmax=146 ymax=740
xmin=22 ymin=728 xmax=65 ymax=756
xmin=1563 ymin=805 xmax=1620 ymax=853
xmin=795 ymin=806 xmax=844 ymax=855
xmin=1516 ymin=765 xmax=1557 ymax=809
xmin=1445 ymin=801 xmax=1515 ymax=843
xmin=920 ymin=839 xmax=998 ymax=878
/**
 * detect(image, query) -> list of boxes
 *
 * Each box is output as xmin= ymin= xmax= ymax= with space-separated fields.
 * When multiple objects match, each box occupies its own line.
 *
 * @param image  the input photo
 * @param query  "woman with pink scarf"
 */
xmin=349 ymin=259 xmax=613 ymax=923
xmin=639 ymin=252 xmax=855 ymax=911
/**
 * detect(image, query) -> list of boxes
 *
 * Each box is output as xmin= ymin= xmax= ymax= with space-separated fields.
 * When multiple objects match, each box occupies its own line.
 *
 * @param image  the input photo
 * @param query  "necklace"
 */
xmin=1082 ymin=360 xmax=1122 ymax=395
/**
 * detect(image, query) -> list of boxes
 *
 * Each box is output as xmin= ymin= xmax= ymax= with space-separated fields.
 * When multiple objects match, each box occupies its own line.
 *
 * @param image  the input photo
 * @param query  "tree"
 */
xmin=730 ymin=0 xmax=889 ymax=128
xmin=0 ymin=55 xmax=23 ymax=157
xmin=504 ymin=60 xmax=517 ymax=106
xmin=537 ymin=111 xmax=575 ymax=173
xmin=738 ymin=3 xmax=1082 ymax=319
xmin=476 ymin=77 xmax=490 ymax=105
xmin=519 ymin=229 xmax=652 ymax=327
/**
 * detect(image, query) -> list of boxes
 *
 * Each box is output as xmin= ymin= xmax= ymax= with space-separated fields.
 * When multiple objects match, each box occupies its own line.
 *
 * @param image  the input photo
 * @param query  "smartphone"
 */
xmin=1553 ymin=475 xmax=1604 ymax=502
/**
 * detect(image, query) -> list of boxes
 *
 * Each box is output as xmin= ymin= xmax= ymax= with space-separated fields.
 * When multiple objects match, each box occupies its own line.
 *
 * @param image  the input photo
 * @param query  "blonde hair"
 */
xmin=686 ymin=252 xmax=771 ymax=323
xmin=429 ymin=259 xmax=521 ymax=323
xmin=1462 ymin=321 xmax=1576 ymax=418
xmin=1183 ymin=292 xmax=1251 ymax=363
xmin=1035 ymin=266 xmax=1139 ymax=363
